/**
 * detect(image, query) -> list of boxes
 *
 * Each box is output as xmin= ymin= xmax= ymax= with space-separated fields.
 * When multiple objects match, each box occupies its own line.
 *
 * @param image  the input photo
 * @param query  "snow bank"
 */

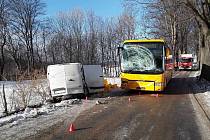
xmin=0 ymin=79 xmax=50 ymax=117
xmin=0 ymin=98 xmax=96 ymax=140
xmin=0 ymin=114 xmax=24 ymax=127
xmin=193 ymin=78 xmax=210 ymax=107
xmin=188 ymin=71 xmax=201 ymax=78
xmin=0 ymin=99 xmax=82 ymax=127
xmin=103 ymin=67 xmax=120 ymax=77
xmin=105 ymin=77 xmax=121 ymax=87
xmin=202 ymin=92 xmax=210 ymax=107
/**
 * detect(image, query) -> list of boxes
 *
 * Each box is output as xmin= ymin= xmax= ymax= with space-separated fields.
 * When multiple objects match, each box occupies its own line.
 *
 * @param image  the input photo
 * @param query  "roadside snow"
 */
xmin=0 ymin=77 xmax=113 ymax=139
xmin=193 ymin=79 xmax=210 ymax=107
xmin=0 ymin=98 xmax=96 ymax=140
xmin=0 ymin=79 xmax=50 ymax=117
xmin=105 ymin=77 xmax=121 ymax=87
xmin=189 ymin=70 xmax=210 ymax=123
xmin=189 ymin=71 xmax=201 ymax=78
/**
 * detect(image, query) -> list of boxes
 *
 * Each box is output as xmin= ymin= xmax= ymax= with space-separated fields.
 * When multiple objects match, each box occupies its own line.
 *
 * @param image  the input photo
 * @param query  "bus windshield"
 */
xmin=121 ymin=42 xmax=164 ymax=74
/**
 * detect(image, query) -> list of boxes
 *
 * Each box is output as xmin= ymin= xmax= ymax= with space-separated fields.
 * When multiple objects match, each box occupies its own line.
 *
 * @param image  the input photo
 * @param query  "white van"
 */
xmin=47 ymin=63 xmax=84 ymax=98
xmin=47 ymin=63 xmax=104 ymax=98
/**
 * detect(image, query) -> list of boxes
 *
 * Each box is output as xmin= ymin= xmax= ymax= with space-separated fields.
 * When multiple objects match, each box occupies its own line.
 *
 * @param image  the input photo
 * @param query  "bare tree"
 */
xmin=125 ymin=0 xmax=199 ymax=63
xmin=0 ymin=0 xmax=9 ymax=80
xmin=9 ymin=0 xmax=45 ymax=72
xmin=7 ymin=35 xmax=23 ymax=71
xmin=184 ymin=0 xmax=210 ymax=79
xmin=70 ymin=9 xmax=85 ymax=63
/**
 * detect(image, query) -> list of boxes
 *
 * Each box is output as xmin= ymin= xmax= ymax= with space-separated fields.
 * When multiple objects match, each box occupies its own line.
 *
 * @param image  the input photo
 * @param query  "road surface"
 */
xmin=34 ymin=71 xmax=210 ymax=140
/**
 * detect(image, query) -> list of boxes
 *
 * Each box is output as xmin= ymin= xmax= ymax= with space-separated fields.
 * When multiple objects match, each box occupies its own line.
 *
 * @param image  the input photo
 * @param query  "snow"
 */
xmin=0 ymin=98 xmax=84 ymax=127
xmin=0 ymin=114 xmax=24 ymax=127
xmin=193 ymin=78 xmax=210 ymax=107
xmin=188 ymin=71 xmax=201 ymax=78
xmin=189 ymin=71 xmax=210 ymax=140
xmin=0 ymin=98 xmax=96 ymax=140
xmin=103 ymin=66 xmax=120 ymax=77
xmin=105 ymin=77 xmax=121 ymax=87
xmin=0 ymin=75 xmax=119 ymax=139
xmin=203 ymin=92 xmax=210 ymax=107
xmin=0 ymin=78 xmax=107 ymax=139
xmin=189 ymin=70 xmax=210 ymax=117
xmin=0 ymin=79 xmax=50 ymax=117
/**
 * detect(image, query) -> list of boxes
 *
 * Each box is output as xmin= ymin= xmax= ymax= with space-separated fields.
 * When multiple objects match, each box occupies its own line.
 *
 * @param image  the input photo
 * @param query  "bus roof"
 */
xmin=123 ymin=39 xmax=165 ymax=44
xmin=179 ymin=54 xmax=193 ymax=58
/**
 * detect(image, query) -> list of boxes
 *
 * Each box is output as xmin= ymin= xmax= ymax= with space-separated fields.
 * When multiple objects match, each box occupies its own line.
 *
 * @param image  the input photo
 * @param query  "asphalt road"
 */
xmin=37 ymin=71 xmax=208 ymax=140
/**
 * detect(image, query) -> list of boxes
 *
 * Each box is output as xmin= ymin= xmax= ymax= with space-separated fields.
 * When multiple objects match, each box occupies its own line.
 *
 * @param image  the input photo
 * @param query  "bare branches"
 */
xmin=0 ymin=0 xmax=9 ymax=80
xmin=185 ymin=0 xmax=210 ymax=27
xmin=124 ymin=0 xmax=158 ymax=5
xmin=9 ymin=0 xmax=45 ymax=72
xmin=0 ymin=1 xmax=138 ymax=78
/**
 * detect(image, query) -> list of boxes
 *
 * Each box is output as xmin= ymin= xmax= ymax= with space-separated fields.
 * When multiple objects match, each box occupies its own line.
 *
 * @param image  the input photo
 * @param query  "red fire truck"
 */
xmin=178 ymin=54 xmax=193 ymax=70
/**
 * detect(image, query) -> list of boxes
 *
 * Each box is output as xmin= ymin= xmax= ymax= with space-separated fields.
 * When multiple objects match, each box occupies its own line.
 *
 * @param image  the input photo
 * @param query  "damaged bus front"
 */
xmin=119 ymin=39 xmax=173 ymax=91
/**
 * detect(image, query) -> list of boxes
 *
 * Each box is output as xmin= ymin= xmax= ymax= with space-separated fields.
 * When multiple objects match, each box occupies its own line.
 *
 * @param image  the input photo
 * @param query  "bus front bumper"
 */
xmin=121 ymin=80 xmax=165 ymax=91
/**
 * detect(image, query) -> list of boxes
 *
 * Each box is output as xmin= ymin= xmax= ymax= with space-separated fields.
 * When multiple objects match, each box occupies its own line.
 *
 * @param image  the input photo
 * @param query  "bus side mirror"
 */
xmin=117 ymin=46 xmax=123 ymax=55
xmin=166 ymin=48 xmax=170 ymax=57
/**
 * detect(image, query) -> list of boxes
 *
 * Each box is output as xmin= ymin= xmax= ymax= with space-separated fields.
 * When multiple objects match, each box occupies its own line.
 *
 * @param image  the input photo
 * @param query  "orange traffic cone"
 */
xmin=69 ymin=124 xmax=76 ymax=133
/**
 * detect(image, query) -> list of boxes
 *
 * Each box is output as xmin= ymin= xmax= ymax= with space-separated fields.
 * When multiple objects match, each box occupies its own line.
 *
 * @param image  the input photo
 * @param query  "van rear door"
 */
xmin=47 ymin=65 xmax=67 ymax=97
xmin=64 ymin=63 xmax=84 ymax=94
xmin=83 ymin=65 xmax=104 ymax=93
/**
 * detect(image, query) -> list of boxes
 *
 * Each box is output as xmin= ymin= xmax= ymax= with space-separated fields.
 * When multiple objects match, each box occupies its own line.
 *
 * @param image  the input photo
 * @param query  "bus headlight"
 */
xmin=121 ymin=78 xmax=128 ymax=83
xmin=155 ymin=82 xmax=164 ymax=87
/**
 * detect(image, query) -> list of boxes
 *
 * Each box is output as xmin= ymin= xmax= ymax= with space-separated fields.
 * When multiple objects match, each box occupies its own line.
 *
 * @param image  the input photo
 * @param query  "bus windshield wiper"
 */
xmin=123 ymin=68 xmax=162 ymax=73
xmin=123 ymin=68 xmax=138 ymax=73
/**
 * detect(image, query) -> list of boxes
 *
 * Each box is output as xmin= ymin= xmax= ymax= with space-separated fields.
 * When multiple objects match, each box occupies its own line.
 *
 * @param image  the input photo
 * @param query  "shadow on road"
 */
xmin=191 ymin=78 xmax=210 ymax=95
xmin=164 ymin=77 xmax=210 ymax=95
xmin=75 ymin=127 xmax=92 ymax=131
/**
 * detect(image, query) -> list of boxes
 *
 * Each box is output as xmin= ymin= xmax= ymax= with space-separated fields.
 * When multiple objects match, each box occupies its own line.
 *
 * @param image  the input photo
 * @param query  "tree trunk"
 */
xmin=200 ymin=26 xmax=210 ymax=81
xmin=2 ymin=85 xmax=8 ymax=115
xmin=0 ymin=38 xmax=6 ymax=81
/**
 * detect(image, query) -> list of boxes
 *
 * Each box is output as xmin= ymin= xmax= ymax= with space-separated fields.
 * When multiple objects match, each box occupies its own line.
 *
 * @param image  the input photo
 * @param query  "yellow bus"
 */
xmin=118 ymin=39 xmax=173 ymax=91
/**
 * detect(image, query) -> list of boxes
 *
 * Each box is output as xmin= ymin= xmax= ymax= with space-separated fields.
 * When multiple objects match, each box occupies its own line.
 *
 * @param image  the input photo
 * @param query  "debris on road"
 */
xmin=96 ymin=100 xmax=108 ymax=105
xmin=55 ymin=99 xmax=82 ymax=107
xmin=150 ymin=94 xmax=163 ymax=97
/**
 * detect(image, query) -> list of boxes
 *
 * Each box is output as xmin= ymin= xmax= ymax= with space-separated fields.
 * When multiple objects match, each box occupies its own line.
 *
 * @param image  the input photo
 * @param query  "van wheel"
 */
xmin=62 ymin=94 xmax=73 ymax=100
xmin=52 ymin=97 xmax=58 ymax=103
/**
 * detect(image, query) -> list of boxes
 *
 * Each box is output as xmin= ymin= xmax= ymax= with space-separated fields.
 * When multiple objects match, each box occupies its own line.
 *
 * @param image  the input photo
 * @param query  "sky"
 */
xmin=44 ymin=0 xmax=124 ymax=18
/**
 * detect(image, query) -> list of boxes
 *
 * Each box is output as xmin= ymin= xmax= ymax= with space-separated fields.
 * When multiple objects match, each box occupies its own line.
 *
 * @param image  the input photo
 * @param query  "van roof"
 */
xmin=48 ymin=63 xmax=81 ymax=67
xmin=123 ymin=39 xmax=165 ymax=44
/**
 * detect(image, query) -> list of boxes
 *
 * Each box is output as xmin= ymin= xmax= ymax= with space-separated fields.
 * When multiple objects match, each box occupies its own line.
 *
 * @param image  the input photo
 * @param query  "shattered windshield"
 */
xmin=121 ymin=42 xmax=164 ymax=73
